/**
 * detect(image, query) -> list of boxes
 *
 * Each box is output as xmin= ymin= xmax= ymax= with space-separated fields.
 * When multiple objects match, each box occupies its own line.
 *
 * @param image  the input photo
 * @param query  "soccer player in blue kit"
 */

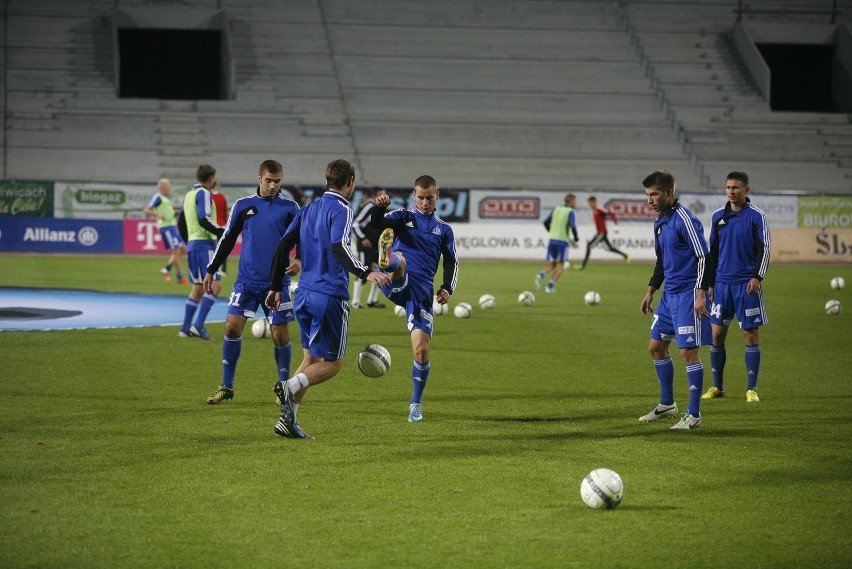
xmin=371 ymin=175 xmax=459 ymax=423
xmin=202 ymin=160 xmax=300 ymax=408
xmin=702 ymin=171 xmax=770 ymax=403
xmin=265 ymin=159 xmax=390 ymax=439
xmin=638 ymin=170 xmax=712 ymax=430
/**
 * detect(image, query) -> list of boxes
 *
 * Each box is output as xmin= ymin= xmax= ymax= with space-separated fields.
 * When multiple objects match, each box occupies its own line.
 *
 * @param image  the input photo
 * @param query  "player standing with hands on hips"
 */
xmin=702 ymin=171 xmax=770 ymax=403
xmin=638 ymin=170 xmax=712 ymax=430
xmin=265 ymin=159 xmax=390 ymax=439
xmin=371 ymin=175 xmax=459 ymax=422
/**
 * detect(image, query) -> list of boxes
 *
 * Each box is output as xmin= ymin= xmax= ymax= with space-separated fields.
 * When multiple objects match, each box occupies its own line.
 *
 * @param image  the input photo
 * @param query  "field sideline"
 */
xmin=1 ymin=254 xmax=850 ymax=569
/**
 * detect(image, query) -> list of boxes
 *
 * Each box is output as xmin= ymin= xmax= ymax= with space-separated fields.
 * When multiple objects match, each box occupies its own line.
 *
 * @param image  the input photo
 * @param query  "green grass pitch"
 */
xmin=1 ymin=254 xmax=850 ymax=568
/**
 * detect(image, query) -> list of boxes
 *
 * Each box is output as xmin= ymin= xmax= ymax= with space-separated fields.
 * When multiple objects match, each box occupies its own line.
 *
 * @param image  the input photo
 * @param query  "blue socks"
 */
xmin=745 ymin=344 xmax=761 ymax=390
xmin=410 ymin=360 xmax=430 ymax=405
xmin=275 ymin=342 xmax=292 ymax=382
xmin=653 ymin=357 xmax=675 ymax=405
xmin=710 ymin=345 xmax=726 ymax=390
xmin=182 ymin=299 xmax=199 ymax=332
xmin=685 ymin=362 xmax=704 ymax=417
xmin=194 ymin=293 xmax=216 ymax=329
xmin=386 ymin=252 xmax=400 ymax=273
xmin=222 ymin=336 xmax=242 ymax=389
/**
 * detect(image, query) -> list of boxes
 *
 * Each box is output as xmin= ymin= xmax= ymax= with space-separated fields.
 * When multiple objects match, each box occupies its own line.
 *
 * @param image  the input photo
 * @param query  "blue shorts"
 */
xmin=294 ymin=288 xmax=349 ymax=360
xmin=159 ymin=226 xmax=185 ymax=251
xmin=546 ymin=239 xmax=569 ymax=263
xmin=188 ymin=249 xmax=221 ymax=285
xmin=650 ymin=288 xmax=711 ymax=349
xmin=381 ymin=273 xmax=434 ymax=336
xmin=710 ymin=281 xmax=767 ymax=329
xmin=227 ymin=280 xmax=295 ymax=325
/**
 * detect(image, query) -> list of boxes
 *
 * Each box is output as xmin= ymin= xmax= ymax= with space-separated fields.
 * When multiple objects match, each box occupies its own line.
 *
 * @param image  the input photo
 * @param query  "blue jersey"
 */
xmin=709 ymin=200 xmax=770 ymax=285
xmin=271 ymin=191 xmax=367 ymax=299
xmin=650 ymin=200 xmax=710 ymax=294
xmin=207 ymin=190 xmax=300 ymax=288
xmin=383 ymin=207 xmax=458 ymax=293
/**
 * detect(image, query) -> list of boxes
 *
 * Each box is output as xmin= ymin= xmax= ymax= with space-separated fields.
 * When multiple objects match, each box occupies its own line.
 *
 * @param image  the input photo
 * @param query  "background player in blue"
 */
xmin=370 ymin=175 xmax=459 ymax=423
xmin=142 ymin=178 xmax=187 ymax=284
xmin=702 ymin=171 xmax=770 ymax=403
xmin=265 ymin=159 xmax=390 ymax=439
xmin=534 ymin=193 xmax=579 ymax=293
xmin=201 ymin=160 xmax=300 ymax=407
xmin=179 ymin=164 xmax=224 ymax=340
xmin=638 ymin=170 xmax=712 ymax=431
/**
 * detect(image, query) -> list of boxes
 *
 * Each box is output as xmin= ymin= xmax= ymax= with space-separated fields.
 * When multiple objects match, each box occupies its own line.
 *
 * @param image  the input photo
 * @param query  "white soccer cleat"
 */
xmin=639 ymin=402 xmax=678 ymax=422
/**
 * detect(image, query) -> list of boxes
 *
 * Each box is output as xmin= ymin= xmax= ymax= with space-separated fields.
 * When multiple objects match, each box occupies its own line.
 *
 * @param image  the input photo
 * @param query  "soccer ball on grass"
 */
xmin=825 ymin=299 xmax=842 ymax=315
xmin=584 ymin=291 xmax=601 ymax=305
xmin=479 ymin=294 xmax=496 ymax=310
xmin=453 ymin=302 xmax=472 ymax=318
xmin=580 ymin=468 xmax=624 ymax=510
xmin=518 ymin=291 xmax=535 ymax=306
xmin=830 ymin=276 xmax=845 ymax=290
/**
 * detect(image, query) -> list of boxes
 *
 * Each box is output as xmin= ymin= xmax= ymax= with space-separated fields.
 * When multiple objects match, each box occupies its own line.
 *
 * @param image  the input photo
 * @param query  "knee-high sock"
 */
xmin=387 ymin=253 xmax=400 ymax=272
xmin=222 ymin=336 xmax=242 ymax=389
xmin=410 ymin=360 xmax=430 ymax=405
xmin=653 ymin=357 xmax=675 ymax=405
xmin=275 ymin=342 xmax=292 ymax=382
xmin=686 ymin=362 xmax=704 ymax=416
xmin=182 ymin=299 xmax=199 ymax=331
xmin=194 ymin=293 xmax=217 ymax=328
xmin=710 ymin=345 xmax=726 ymax=390
xmin=745 ymin=344 xmax=761 ymax=390
xmin=367 ymin=283 xmax=380 ymax=304
xmin=352 ymin=279 xmax=364 ymax=304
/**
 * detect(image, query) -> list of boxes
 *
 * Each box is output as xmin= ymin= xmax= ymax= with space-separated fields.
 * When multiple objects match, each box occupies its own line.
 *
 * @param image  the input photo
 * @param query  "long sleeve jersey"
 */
xmin=648 ymin=200 xmax=711 ymax=294
xmin=269 ymin=191 xmax=368 ymax=298
xmin=372 ymin=205 xmax=458 ymax=295
xmin=708 ymin=199 xmax=770 ymax=285
xmin=207 ymin=190 xmax=300 ymax=287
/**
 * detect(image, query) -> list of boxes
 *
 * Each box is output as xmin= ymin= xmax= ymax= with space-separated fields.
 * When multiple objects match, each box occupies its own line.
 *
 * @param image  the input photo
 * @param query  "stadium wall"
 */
xmin=0 ymin=181 xmax=850 ymax=263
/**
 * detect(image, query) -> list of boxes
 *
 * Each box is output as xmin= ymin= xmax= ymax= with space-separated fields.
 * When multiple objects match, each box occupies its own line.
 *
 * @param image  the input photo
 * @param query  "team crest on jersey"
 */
xmin=432 ymin=226 xmax=441 ymax=235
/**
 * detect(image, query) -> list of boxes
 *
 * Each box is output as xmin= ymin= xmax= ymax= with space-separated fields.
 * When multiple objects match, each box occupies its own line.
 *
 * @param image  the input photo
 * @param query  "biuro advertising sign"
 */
xmin=0 ymin=181 xmax=54 ymax=217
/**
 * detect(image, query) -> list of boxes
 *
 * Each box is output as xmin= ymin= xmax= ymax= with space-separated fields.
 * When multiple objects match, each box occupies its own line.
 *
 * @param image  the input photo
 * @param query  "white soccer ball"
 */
xmin=580 ymin=468 xmax=624 ymax=510
xmin=518 ymin=291 xmax=535 ymax=306
xmin=289 ymin=281 xmax=298 ymax=296
xmin=433 ymin=298 xmax=448 ymax=315
xmin=479 ymin=294 xmax=496 ymax=310
xmin=584 ymin=291 xmax=601 ymax=306
xmin=830 ymin=276 xmax=845 ymax=290
xmin=453 ymin=302 xmax=472 ymax=318
xmin=394 ymin=305 xmax=406 ymax=317
xmin=251 ymin=318 xmax=269 ymax=338
xmin=825 ymin=299 xmax=842 ymax=315
xmin=357 ymin=344 xmax=391 ymax=377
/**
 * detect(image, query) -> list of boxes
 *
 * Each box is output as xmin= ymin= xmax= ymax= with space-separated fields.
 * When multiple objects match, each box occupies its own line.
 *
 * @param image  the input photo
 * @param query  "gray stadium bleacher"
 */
xmin=1 ymin=0 xmax=850 ymax=193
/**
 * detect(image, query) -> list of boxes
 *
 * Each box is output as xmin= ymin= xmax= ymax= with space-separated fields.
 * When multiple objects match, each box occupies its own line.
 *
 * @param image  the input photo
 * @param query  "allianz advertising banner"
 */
xmin=0 ymin=217 xmax=122 ymax=253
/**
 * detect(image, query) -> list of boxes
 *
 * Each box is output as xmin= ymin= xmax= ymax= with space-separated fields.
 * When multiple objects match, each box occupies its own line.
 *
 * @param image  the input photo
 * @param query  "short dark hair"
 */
xmin=196 ymin=164 xmax=216 ymax=183
xmin=727 ymin=171 xmax=749 ymax=186
xmin=260 ymin=160 xmax=283 ymax=176
xmin=325 ymin=159 xmax=355 ymax=190
xmin=414 ymin=175 xmax=437 ymax=190
xmin=642 ymin=170 xmax=676 ymax=195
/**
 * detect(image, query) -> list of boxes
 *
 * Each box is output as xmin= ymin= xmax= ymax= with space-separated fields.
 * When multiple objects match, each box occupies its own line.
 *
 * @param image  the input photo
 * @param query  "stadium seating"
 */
xmin=2 ymin=0 xmax=850 ymax=193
